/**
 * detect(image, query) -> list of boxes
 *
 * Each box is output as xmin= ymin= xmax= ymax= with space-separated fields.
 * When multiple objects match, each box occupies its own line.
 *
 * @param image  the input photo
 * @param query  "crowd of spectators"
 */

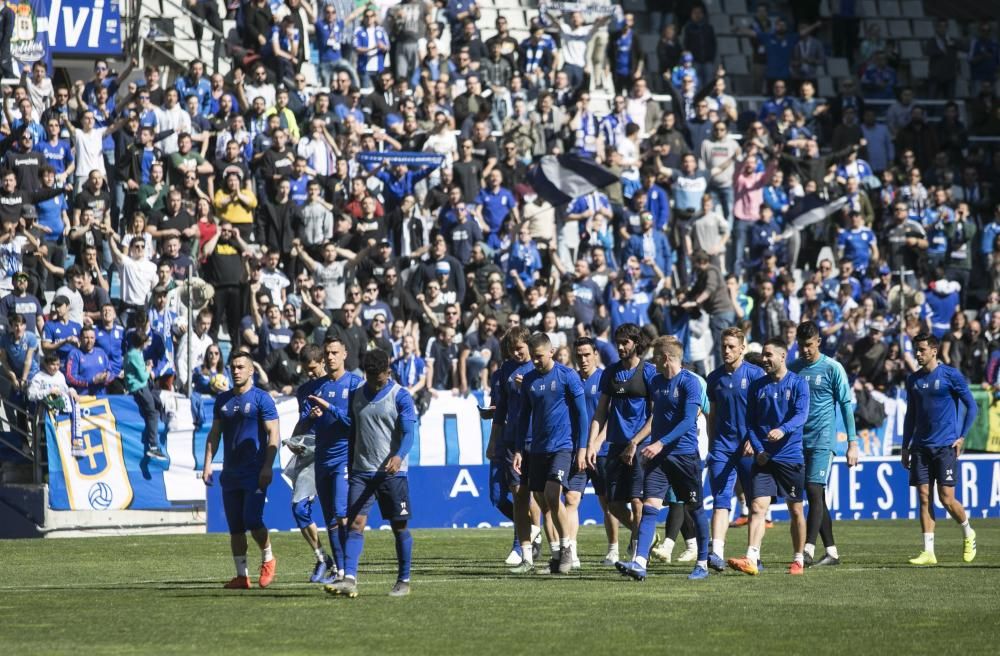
xmin=2 ymin=0 xmax=1000 ymax=453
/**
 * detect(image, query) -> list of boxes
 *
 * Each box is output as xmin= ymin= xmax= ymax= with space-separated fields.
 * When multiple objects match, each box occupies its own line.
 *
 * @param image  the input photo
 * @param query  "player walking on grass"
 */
xmin=513 ymin=333 xmax=588 ymax=575
xmin=902 ymin=333 xmax=978 ymax=566
xmin=575 ymin=337 xmax=620 ymax=565
xmin=616 ymin=336 xmax=711 ymax=581
xmin=287 ymin=344 xmax=335 ymax=583
xmin=298 ymin=338 xmax=364 ymax=584
xmin=586 ymin=324 xmax=657 ymax=565
xmin=729 ymin=338 xmax=810 ymax=576
xmin=789 ymin=321 xmax=859 ymax=567
xmin=486 ymin=326 xmax=544 ymax=572
xmin=704 ymin=327 xmax=765 ymax=571
xmin=202 ymin=352 xmax=281 ymax=589
xmin=321 ymin=349 xmax=418 ymax=598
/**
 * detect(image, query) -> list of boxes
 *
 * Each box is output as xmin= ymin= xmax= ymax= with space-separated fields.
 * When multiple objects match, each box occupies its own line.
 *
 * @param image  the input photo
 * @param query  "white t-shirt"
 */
xmin=314 ymin=260 xmax=347 ymax=309
xmin=120 ymin=257 xmax=158 ymax=306
xmin=74 ymin=128 xmax=107 ymax=179
xmin=54 ymin=286 xmax=85 ymax=324
xmin=158 ymin=106 xmax=191 ymax=155
xmin=559 ymin=22 xmax=591 ymax=68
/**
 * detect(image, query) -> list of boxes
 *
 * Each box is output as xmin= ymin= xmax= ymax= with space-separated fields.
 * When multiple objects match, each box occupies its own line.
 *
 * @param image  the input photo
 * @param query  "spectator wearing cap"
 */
xmin=65 ymin=325 xmax=113 ymax=397
xmin=41 ymin=295 xmax=81 ymax=367
xmin=0 ymin=272 xmax=43 ymax=334
xmin=264 ymin=328 xmax=310 ymax=396
xmin=3 ymin=127 xmax=44 ymax=192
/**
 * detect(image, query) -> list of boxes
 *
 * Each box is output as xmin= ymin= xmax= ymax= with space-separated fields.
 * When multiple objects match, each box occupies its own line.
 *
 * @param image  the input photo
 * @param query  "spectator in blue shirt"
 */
xmin=622 ymin=212 xmax=671 ymax=280
xmin=969 ymin=21 xmax=1000 ymax=84
xmin=763 ymin=19 xmax=798 ymax=85
xmin=860 ymin=51 xmax=898 ymax=100
xmin=0 ymin=314 xmax=39 ymax=398
xmin=506 ymin=225 xmax=542 ymax=295
xmin=65 ymin=326 xmax=112 ymax=397
xmin=174 ymin=60 xmax=212 ymax=116
xmin=475 ymin=170 xmax=519 ymax=249
xmin=315 ymin=3 xmax=362 ymax=89
xmin=375 ymin=159 xmax=439 ymax=213
xmin=641 ymin=169 xmax=670 ymax=231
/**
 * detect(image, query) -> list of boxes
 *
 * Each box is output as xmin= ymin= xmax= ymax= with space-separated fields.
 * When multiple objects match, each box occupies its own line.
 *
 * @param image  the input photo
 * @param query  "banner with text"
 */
xmin=47 ymin=0 xmax=122 ymax=56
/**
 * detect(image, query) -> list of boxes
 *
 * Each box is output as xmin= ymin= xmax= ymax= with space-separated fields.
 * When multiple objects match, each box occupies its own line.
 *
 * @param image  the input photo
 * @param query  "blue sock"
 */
xmin=636 ymin=505 xmax=661 ymax=561
xmin=344 ymin=529 xmax=364 ymax=579
xmin=692 ymin=506 xmax=710 ymax=562
xmin=330 ymin=523 xmax=345 ymax=572
xmin=394 ymin=529 xmax=413 ymax=582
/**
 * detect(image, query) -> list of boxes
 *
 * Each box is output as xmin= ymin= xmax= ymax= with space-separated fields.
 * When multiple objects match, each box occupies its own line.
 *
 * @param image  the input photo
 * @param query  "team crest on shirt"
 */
xmin=785 ymin=389 xmax=791 ymax=400
xmin=591 ymin=384 xmax=597 ymax=394
xmin=244 ymin=402 xmax=251 ymax=414
xmin=550 ymin=381 xmax=557 ymax=391
xmin=741 ymin=377 xmax=747 ymax=389
xmin=934 ymin=379 xmax=940 ymax=390
xmin=342 ymin=388 xmax=349 ymax=399
xmin=673 ymin=387 xmax=679 ymax=398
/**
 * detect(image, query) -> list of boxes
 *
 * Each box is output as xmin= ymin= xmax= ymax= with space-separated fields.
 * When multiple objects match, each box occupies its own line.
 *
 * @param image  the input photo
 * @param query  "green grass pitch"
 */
xmin=1 ymin=520 xmax=998 ymax=655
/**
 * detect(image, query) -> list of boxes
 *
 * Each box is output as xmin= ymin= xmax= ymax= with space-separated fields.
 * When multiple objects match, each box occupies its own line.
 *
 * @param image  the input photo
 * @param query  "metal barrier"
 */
xmin=0 ymin=398 xmax=47 ymax=485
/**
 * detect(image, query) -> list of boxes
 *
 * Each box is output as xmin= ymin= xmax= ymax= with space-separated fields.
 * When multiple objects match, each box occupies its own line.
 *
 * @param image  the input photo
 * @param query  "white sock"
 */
xmin=663 ymin=538 xmax=675 ymax=554
xmin=696 ymin=559 xmax=708 ymax=570
xmin=559 ymin=537 xmax=570 ymax=550
xmin=923 ymin=533 xmax=935 ymax=554
xmin=569 ymin=540 xmax=578 ymax=559
xmin=262 ymin=544 xmax=274 ymax=563
xmin=608 ymin=542 xmax=618 ymax=553
xmin=234 ymin=555 xmax=249 ymax=577
xmin=685 ymin=538 xmax=697 ymax=551
xmin=712 ymin=539 xmax=725 ymax=559
xmin=344 ymin=574 xmax=356 ymax=582
xmin=520 ymin=542 xmax=534 ymax=565
xmin=793 ymin=552 xmax=804 ymax=565
xmin=314 ymin=548 xmax=325 ymax=563
xmin=961 ymin=520 xmax=973 ymax=538
xmin=741 ymin=504 xmax=750 ymax=517
xmin=826 ymin=545 xmax=839 ymax=559
xmin=765 ymin=508 xmax=773 ymax=521
xmin=634 ymin=555 xmax=648 ymax=568
xmin=531 ymin=525 xmax=541 ymax=541
xmin=550 ymin=541 xmax=560 ymax=558
xmin=746 ymin=545 xmax=760 ymax=562
xmin=804 ymin=543 xmax=816 ymax=558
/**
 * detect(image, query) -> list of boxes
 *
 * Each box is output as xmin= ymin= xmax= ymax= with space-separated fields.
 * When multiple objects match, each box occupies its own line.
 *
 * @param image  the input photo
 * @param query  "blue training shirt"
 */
xmin=903 ymin=364 xmax=977 ymax=450
xmin=493 ymin=359 xmax=534 ymax=448
xmin=215 ymin=386 xmax=280 ymax=488
xmin=599 ymin=360 xmax=658 ymax=446
xmin=747 ymin=371 xmax=810 ymax=463
xmin=517 ymin=362 xmax=588 ymax=454
xmin=299 ymin=371 xmax=365 ymax=468
xmin=706 ymin=361 xmax=766 ymax=456
xmin=580 ymin=367 xmax=606 ymax=455
xmin=649 ymin=369 xmax=703 ymax=455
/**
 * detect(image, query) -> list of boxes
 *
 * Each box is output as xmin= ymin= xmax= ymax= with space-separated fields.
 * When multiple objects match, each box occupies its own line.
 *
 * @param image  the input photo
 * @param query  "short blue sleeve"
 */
xmin=258 ymin=390 xmax=279 ymax=421
xmin=395 ymin=387 xmax=418 ymax=423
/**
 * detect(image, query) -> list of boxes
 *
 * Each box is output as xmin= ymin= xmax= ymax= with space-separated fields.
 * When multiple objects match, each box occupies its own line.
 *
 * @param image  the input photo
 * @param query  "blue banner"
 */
xmin=8 ymin=0 xmax=51 ymax=75
xmin=356 ymin=151 xmax=445 ymax=168
xmin=46 ymin=0 xmax=122 ymax=56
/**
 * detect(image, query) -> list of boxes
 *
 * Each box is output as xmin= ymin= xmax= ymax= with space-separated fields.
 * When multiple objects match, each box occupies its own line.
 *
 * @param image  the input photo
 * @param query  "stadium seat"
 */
xmin=622 ymin=0 xmax=646 ymax=12
xmin=878 ymin=0 xmax=902 ymax=17
xmin=506 ymin=10 xmax=527 ymax=31
xmin=826 ymin=57 xmax=850 ymax=78
xmin=724 ymin=0 xmax=749 ymax=14
xmin=710 ymin=13 xmax=733 ymax=35
xmin=723 ymin=54 xmax=750 ymax=76
xmin=638 ymin=33 xmax=659 ymax=54
xmin=899 ymin=40 xmax=923 ymax=59
xmin=818 ymin=76 xmax=835 ymax=98
xmin=866 ymin=19 xmax=888 ymax=39
xmin=909 ymin=58 xmax=929 ymax=81
xmin=900 ymin=1 xmax=925 ymax=17
xmin=860 ymin=0 xmax=878 ymax=17
xmin=492 ymin=0 xmax=522 ymax=7
xmin=954 ymin=78 xmax=969 ymax=98
xmin=911 ymin=19 xmax=934 ymax=39
xmin=718 ymin=36 xmax=742 ymax=56
xmin=480 ymin=7 xmax=498 ymax=27
xmin=888 ymin=19 xmax=912 ymax=39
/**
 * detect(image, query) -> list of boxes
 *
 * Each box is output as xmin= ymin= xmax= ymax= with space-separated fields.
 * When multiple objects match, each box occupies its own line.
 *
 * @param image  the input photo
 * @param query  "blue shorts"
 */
xmin=347 ymin=471 xmax=411 ymax=522
xmin=528 ymin=450 xmax=572 ymax=493
xmin=604 ymin=443 xmax=645 ymax=502
xmin=489 ymin=458 xmax=511 ymax=508
xmin=222 ymin=485 xmax=267 ymax=534
xmin=751 ymin=459 xmax=805 ymax=502
xmin=315 ymin=459 xmax=350 ymax=524
xmin=804 ymin=448 xmax=835 ymax=486
xmin=292 ymin=496 xmax=316 ymax=529
xmin=590 ymin=455 xmax=609 ymax=497
xmin=644 ymin=451 xmax=703 ymax=506
xmin=565 ymin=456 xmax=588 ymax=494
xmin=707 ymin=450 xmax=754 ymax=511
xmin=503 ymin=447 xmax=522 ymax=490
xmin=909 ymin=445 xmax=959 ymax=487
